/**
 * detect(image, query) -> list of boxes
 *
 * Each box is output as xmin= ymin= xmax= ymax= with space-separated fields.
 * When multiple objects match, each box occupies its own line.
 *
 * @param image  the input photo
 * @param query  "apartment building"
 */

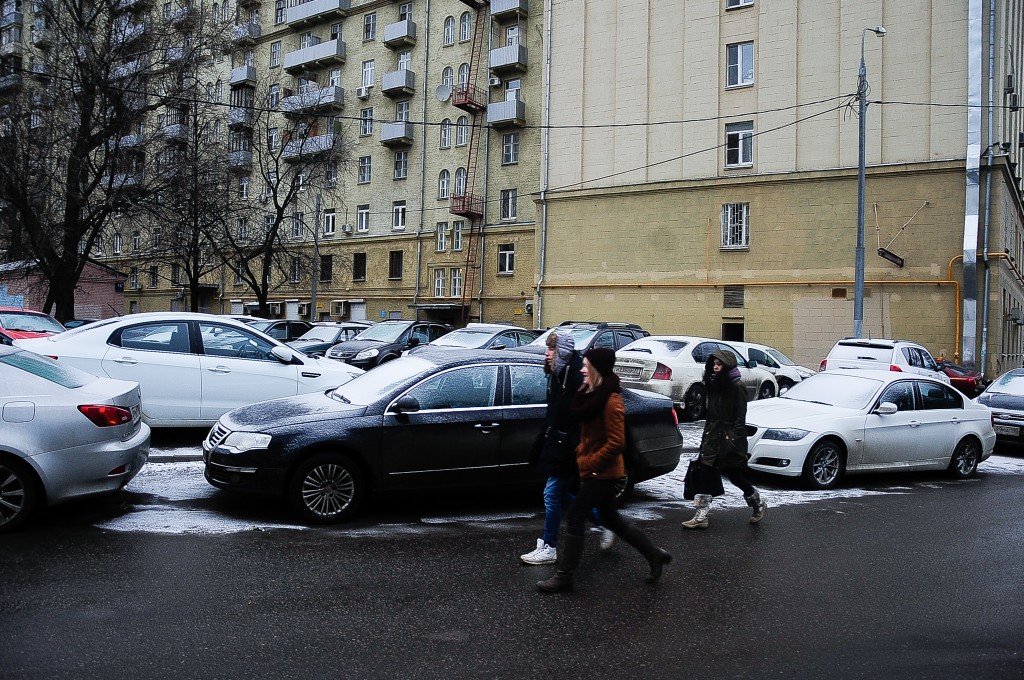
xmin=536 ymin=0 xmax=1024 ymax=373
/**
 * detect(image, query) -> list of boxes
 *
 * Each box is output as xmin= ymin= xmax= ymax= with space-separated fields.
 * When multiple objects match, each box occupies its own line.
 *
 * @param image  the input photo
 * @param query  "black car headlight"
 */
xmin=354 ymin=348 xmax=380 ymax=360
xmin=220 ymin=432 xmax=272 ymax=453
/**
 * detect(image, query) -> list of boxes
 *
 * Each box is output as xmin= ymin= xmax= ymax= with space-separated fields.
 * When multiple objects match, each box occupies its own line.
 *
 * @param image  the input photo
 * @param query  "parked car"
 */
xmin=511 ymin=321 xmax=650 ymax=356
xmin=14 ymin=312 xmax=363 ymax=427
xmin=746 ymin=370 xmax=994 ymax=489
xmin=730 ymin=340 xmax=815 ymax=391
xmin=937 ymin=361 xmax=986 ymax=397
xmin=0 ymin=345 xmax=151 ymax=533
xmin=224 ymin=315 xmax=265 ymax=325
xmin=613 ymin=336 xmax=778 ymax=421
xmin=248 ymin=319 xmax=314 ymax=342
xmin=819 ymin=338 xmax=950 ymax=384
xmin=63 ymin=318 xmax=100 ymax=330
xmin=203 ymin=348 xmax=683 ymax=524
xmin=286 ymin=321 xmax=374 ymax=358
xmin=408 ymin=323 xmax=538 ymax=354
xmin=0 ymin=306 xmax=66 ymax=340
xmin=325 ymin=320 xmax=452 ymax=369
xmin=975 ymin=368 xmax=1024 ymax=444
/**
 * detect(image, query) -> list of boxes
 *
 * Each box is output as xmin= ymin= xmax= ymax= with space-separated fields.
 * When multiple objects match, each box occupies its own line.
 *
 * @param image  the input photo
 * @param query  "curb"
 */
xmin=148 ymin=452 xmax=204 ymax=463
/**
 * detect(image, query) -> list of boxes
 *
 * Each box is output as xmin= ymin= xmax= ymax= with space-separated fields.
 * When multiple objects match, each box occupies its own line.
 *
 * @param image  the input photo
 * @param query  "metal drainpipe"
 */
xmin=962 ymin=0 xmax=984 ymax=368
xmin=535 ymin=0 xmax=553 ymax=327
xmin=980 ymin=0 xmax=997 ymax=376
xmin=411 ymin=0 xmax=431 ymax=318
xmin=476 ymin=9 xmax=495 ymax=321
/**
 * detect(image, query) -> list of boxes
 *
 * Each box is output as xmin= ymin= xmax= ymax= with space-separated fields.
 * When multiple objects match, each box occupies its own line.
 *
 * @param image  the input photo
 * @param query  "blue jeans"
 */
xmin=542 ymin=476 xmax=601 ymax=546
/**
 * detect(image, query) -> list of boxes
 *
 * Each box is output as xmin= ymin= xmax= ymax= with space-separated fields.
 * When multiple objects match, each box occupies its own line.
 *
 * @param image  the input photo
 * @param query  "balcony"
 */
xmin=282 ymin=133 xmax=339 ymax=161
xmin=452 ymin=83 xmax=486 ymax=113
xmin=227 ymin=149 xmax=253 ymax=168
xmin=156 ymin=123 xmax=188 ymax=142
xmin=109 ymin=172 xmax=143 ymax=190
xmin=115 ymin=0 xmax=153 ymax=11
xmin=457 ymin=0 xmax=487 ymax=8
xmin=229 ymin=64 xmax=257 ymax=86
xmin=491 ymin=0 xmax=527 ymax=20
xmin=168 ymin=6 xmax=193 ymax=27
xmin=379 ymin=121 xmax=413 ymax=147
xmin=0 ymin=32 xmax=20 ymax=56
xmin=31 ymin=26 xmax=51 ymax=47
xmin=228 ymin=106 xmax=255 ymax=128
xmin=380 ymin=69 xmax=414 ymax=98
xmin=286 ymin=0 xmax=349 ymax=28
xmin=486 ymin=98 xmax=525 ymax=128
xmin=284 ymin=38 xmax=345 ymax=74
xmin=450 ymin=194 xmax=483 ymax=218
xmin=112 ymin=22 xmax=144 ymax=46
xmin=231 ymin=22 xmax=260 ymax=46
xmin=31 ymin=90 xmax=53 ymax=108
xmin=382 ymin=19 xmax=416 ymax=49
xmin=489 ymin=43 xmax=528 ymax=74
xmin=1 ymin=11 xmax=22 ymax=29
xmin=111 ymin=57 xmax=149 ymax=79
xmin=281 ymin=85 xmax=344 ymax=116
xmin=115 ymin=132 xmax=145 ymax=149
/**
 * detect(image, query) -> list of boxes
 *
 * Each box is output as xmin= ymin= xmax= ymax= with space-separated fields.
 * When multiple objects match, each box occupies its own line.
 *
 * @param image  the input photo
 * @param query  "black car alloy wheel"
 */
xmin=683 ymin=384 xmax=706 ymax=422
xmin=0 ymin=458 xmax=38 ymax=533
xmin=288 ymin=453 xmax=366 ymax=524
xmin=948 ymin=438 xmax=981 ymax=479
xmin=802 ymin=439 xmax=844 ymax=490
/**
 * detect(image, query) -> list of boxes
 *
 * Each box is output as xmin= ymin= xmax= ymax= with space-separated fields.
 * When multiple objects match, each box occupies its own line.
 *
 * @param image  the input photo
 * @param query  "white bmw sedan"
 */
xmin=15 ymin=313 xmax=364 ymax=427
xmin=746 ymin=370 xmax=995 ymax=489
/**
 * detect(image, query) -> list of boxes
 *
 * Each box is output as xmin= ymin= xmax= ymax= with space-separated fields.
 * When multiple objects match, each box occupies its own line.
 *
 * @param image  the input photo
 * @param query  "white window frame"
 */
xmin=449 ymin=268 xmax=463 ymax=298
xmin=441 ymin=66 xmax=454 ymax=88
xmin=726 ymin=41 xmax=754 ymax=87
xmin=323 ymin=209 xmax=336 ymax=236
xmin=433 ymin=268 xmax=446 ymax=297
xmin=439 ymin=118 xmax=452 ymax=148
xmin=131 ymin=231 xmax=141 ymax=251
xmin=129 ymin=267 xmax=139 ymax=289
xmin=500 ymin=189 xmax=517 ymax=220
xmin=292 ymin=212 xmax=305 ymax=238
xmin=237 ymin=218 xmax=249 ymax=240
xmin=725 ymin=121 xmax=754 ymax=167
xmin=721 ymin=203 xmax=750 ymax=249
xmin=270 ymin=41 xmax=281 ymax=67
xmin=358 ymin=156 xmax=371 ymax=183
xmin=454 ymin=167 xmax=467 ymax=197
xmin=290 ymin=257 xmax=301 ymax=283
xmin=360 ymin=108 xmax=374 ymax=136
xmin=267 ymin=127 xmax=279 ymax=151
xmin=438 ymin=170 xmax=450 ymax=198
xmin=497 ymin=244 xmax=514 ymax=274
xmin=458 ymin=63 xmax=470 ymax=88
xmin=363 ymin=12 xmax=376 ymax=41
xmin=357 ymin=204 xmax=370 ymax=232
xmin=399 ymin=3 xmax=412 ymax=21
xmin=325 ymin=161 xmax=338 ymax=187
xmin=398 ymin=50 xmax=411 ymax=71
xmin=456 ymin=116 xmax=469 ymax=146
xmin=392 ymin=200 xmax=407 ymax=229
xmin=443 ymin=16 xmax=455 ymax=46
xmin=502 ymin=132 xmax=519 ymax=164
xmin=268 ymin=84 xmax=280 ymax=107
xmin=329 ymin=68 xmax=342 ymax=87
xmin=395 ymin=100 xmax=410 ymax=122
xmin=459 ymin=11 xmax=472 ymax=42
xmin=113 ymin=233 xmax=122 ymax=254
xmin=725 ymin=0 xmax=754 ymax=8
xmin=394 ymin=150 xmax=409 ymax=180
xmin=274 ymin=0 xmax=284 ymax=23
xmin=452 ymin=221 xmax=464 ymax=251
xmin=436 ymin=222 xmax=448 ymax=251
xmin=362 ymin=60 xmax=375 ymax=88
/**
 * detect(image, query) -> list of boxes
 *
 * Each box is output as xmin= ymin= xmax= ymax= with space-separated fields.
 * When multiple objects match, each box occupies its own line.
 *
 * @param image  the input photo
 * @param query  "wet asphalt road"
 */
xmin=1 ymin=464 xmax=1023 ymax=679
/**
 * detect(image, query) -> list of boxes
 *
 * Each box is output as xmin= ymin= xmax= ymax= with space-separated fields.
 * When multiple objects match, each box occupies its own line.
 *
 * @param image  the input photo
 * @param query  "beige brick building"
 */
xmin=537 ymin=0 xmax=1024 ymax=373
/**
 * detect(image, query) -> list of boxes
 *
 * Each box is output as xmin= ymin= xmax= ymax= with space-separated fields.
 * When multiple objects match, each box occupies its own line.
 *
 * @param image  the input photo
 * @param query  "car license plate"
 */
xmin=616 ymin=366 xmax=642 ymax=379
xmin=994 ymin=424 xmax=1020 ymax=437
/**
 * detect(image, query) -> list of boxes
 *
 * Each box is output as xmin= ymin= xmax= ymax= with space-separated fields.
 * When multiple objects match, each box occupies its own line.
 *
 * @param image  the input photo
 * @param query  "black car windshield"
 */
xmin=620 ymin=339 xmax=689 ymax=356
xmin=766 ymin=348 xmax=797 ymax=366
xmin=432 ymin=330 xmax=494 ymax=348
xmin=0 ymin=311 xmax=65 ymax=333
xmin=330 ymin=356 xmax=434 ymax=404
xmin=354 ymin=323 xmax=409 ymax=343
xmin=781 ymin=373 xmax=883 ymax=410
xmin=296 ymin=326 xmax=343 ymax=342
xmin=988 ymin=371 xmax=1024 ymax=396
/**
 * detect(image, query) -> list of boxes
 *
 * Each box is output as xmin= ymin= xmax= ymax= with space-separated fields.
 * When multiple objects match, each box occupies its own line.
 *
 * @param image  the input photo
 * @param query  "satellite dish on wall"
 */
xmin=435 ymin=84 xmax=452 ymax=102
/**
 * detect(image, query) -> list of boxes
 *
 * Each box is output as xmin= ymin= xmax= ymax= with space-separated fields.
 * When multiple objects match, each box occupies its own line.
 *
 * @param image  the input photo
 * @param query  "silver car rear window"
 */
xmin=829 ymin=344 xmax=892 ymax=362
xmin=1 ymin=350 xmax=92 ymax=389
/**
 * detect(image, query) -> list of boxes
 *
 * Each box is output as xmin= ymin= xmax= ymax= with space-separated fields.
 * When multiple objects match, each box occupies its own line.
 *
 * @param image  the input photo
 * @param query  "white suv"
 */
xmin=819 ymin=338 xmax=951 ymax=384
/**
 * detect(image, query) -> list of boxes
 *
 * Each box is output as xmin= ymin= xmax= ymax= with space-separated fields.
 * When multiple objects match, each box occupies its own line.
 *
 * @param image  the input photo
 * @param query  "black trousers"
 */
xmin=721 ymin=465 xmax=756 ymax=497
xmin=564 ymin=478 xmax=656 ymax=558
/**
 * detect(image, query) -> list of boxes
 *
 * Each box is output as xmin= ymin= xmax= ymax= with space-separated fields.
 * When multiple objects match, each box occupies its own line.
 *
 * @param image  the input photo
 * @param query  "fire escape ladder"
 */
xmin=460 ymin=218 xmax=481 ymax=323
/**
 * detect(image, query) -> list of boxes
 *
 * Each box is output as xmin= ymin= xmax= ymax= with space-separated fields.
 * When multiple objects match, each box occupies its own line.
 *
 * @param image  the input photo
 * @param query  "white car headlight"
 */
xmin=221 ymin=431 xmax=272 ymax=453
xmin=762 ymin=428 xmax=809 ymax=442
xmin=795 ymin=367 xmax=815 ymax=379
xmin=354 ymin=348 xmax=380 ymax=360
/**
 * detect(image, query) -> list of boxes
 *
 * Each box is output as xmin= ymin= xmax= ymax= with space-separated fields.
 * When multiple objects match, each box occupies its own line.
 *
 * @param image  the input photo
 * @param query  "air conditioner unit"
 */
xmin=268 ymin=302 xmax=282 ymax=315
xmin=1010 ymin=93 xmax=1021 ymax=111
xmin=341 ymin=223 xmax=353 ymax=234
xmin=488 ymin=76 xmax=502 ymax=88
xmin=356 ymin=86 xmax=370 ymax=100
xmin=332 ymin=301 xmax=348 ymax=316
xmin=297 ymin=302 xmax=310 ymax=316
xmin=1006 ymin=74 xmax=1017 ymax=95
xmin=1019 ymin=131 xmax=1024 ymax=149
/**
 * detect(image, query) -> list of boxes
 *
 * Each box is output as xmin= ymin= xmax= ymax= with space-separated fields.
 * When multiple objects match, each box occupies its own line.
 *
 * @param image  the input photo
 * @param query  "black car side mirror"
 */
xmin=390 ymin=395 xmax=420 ymax=414
xmin=747 ymin=359 xmax=757 ymax=369
xmin=407 ymin=337 xmax=420 ymax=348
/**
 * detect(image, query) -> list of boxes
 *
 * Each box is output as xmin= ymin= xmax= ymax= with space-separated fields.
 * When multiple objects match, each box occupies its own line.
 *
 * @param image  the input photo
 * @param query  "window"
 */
xmin=449 ymin=268 xmax=462 ymax=298
xmin=270 ymin=41 xmax=281 ymax=67
xmin=726 ymin=0 xmax=754 ymax=8
xmin=392 ymin=200 xmax=407 ymax=229
xmin=325 ymin=161 xmax=338 ymax=187
xmin=433 ymin=268 xmax=446 ymax=297
xmin=721 ymin=203 xmax=750 ymax=248
xmin=388 ymin=250 xmax=403 ymax=279
xmin=505 ymin=77 xmax=520 ymax=101
xmin=329 ymin=68 xmax=342 ymax=87
xmin=129 ymin=267 xmax=139 ymax=289
xmin=436 ymin=222 xmax=448 ymax=251
xmin=456 ymin=116 xmax=469 ymax=146
xmin=726 ymin=41 xmax=754 ymax=87
xmin=113 ymin=233 xmax=122 ymax=254
xmin=268 ymin=83 xmax=281 ymax=107
xmin=441 ymin=67 xmax=454 ymax=88
xmin=358 ymin=156 xmax=371 ymax=183
xmin=500 ymin=189 xmax=517 ymax=220
xmin=274 ymin=0 xmax=284 ymax=24
xmin=357 ymin=204 xmax=370 ymax=232
xmin=149 ymin=266 xmax=159 ymax=288
xmin=506 ymin=25 xmax=519 ymax=46
xmin=263 ymin=214 xmax=274 ymax=236
xmin=320 ymin=254 xmax=333 ymax=282
xmin=290 ymin=257 xmax=301 ymax=283
xmin=237 ymin=218 xmax=249 ymax=240
xmin=353 ymin=252 xmax=367 ymax=281
xmin=152 ymin=228 xmax=162 ymax=247
xmin=452 ymin=220 xmax=464 ymax=250
xmin=360 ymin=108 xmax=374 ymax=136
xmin=323 ymin=209 xmax=336 ymax=236
xmin=725 ymin=121 xmax=754 ymax=167
xmin=458 ymin=63 xmax=470 ymax=88
xmin=267 ymin=127 xmax=279 ymax=151
xmin=292 ymin=212 xmax=305 ymax=238
xmin=394 ymin=150 xmax=409 ymax=179
xmin=497 ymin=243 xmax=514 ymax=274
xmin=362 ymin=60 xmax=375 ymax=87
xmin=399 ymin=3 xmax=412 ymax=21
xmin=215 ymin=81 xmax=223 ymax=102
xmin=459 ymin=11 xmax=472 ymax=42
xmin=363 ymin=12 xmax=376 ymax=41
xmin=395 ymin=100 xmax=410 ymax=122
xmin=438 ymin=170 xmax=450 ymax=198
xmin=239 ymin=175 xmax=250 ymax=198
xmin=132 ymin=231 xmax=141 ymax=251
xmin=398 ymin=50 xmax=411 ymax=71
xmin=454 ymin=167 xmax=467 ymax=196
xmin=439 ymin=119 xmax=452 ymax=148
xmin=171 ymin=264 xmax=181 ymax=285
xmin=443 ymin=16 xmax=455 ymax=46
xmin=502 ymin=132 xmax=519 ymax=164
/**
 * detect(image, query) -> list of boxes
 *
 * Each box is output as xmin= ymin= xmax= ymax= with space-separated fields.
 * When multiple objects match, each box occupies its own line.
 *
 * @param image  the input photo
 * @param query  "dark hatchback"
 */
xmin=325 ymin=320 xmax=451 ymax=369
xmin=975 ymin=368 xmax=1024 ymax=444
xmin=203 ymin=348 xmax=683 ymax=523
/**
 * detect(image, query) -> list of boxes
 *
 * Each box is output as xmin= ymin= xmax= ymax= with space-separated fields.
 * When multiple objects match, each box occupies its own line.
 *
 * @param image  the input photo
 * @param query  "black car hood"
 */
xmin=977 ymin=392 xmax=1024 ymax=411
xmin=330 ymin=339 xmax=390 ymax=353
xmin=221 ymin=390 xmax=368 ymax=430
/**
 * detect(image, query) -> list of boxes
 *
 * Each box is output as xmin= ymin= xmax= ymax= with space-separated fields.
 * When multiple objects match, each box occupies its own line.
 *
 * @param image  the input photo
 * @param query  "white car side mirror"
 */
xmin=271 ymin=345 xmax=297 ymax=364
xmin=874 ymin=402 xmax=898 ymax=415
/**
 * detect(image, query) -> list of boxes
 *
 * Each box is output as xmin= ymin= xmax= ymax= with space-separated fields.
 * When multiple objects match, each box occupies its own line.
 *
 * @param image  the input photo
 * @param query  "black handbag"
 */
xmin=683 ymin=458 xmax=725 ymax=500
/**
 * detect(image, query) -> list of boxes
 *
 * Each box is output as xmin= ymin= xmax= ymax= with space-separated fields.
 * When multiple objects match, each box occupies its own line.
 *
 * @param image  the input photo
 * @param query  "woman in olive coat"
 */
xmin=682 ymin=349 xmax=767 ymax=529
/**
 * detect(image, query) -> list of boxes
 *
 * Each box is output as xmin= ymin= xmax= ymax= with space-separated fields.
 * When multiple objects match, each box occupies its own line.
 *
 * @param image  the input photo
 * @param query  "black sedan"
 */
xmin=286 ymin=321 xmax=373 ymax=358
xmin=202 ymin=349 xmax=683 ymax=524
xmin=975 ymin=368 xmax=1024 ymax=444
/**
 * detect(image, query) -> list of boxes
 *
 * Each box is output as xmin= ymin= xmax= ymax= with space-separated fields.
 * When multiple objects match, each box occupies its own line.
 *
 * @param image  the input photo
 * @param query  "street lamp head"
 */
xmin=869 ymin=26 xmax=886 ymax=37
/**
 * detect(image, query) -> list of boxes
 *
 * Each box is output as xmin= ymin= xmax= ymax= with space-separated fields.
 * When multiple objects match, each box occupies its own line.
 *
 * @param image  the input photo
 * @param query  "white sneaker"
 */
xmin=599 ymin=528 xmax=616 ymax=551
xmin=521 ymin=539 xmax=557 ymax=565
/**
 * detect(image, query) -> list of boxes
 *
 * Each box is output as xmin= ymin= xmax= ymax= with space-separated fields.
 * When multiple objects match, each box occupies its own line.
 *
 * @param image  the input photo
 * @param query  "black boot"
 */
xmin=536 ymin=533 xmax=584 ymax=593
xmin=614 ymin=522 xmax=673 ymax=584
xmin=644 ymin=548 xmax=673 ymax=584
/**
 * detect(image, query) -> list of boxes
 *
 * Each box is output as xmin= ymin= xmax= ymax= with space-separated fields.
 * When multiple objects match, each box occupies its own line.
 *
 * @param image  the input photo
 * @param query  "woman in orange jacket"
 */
xmin=536 ymin=347 xmax=672 ymax=593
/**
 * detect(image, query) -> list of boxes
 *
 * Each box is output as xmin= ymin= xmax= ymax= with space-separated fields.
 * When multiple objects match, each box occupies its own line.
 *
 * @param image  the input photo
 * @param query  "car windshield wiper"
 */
xmin=785 ymin=397 xmax=832 ymax=406
xmin=331 ymin=390 xmax=351 ymax=403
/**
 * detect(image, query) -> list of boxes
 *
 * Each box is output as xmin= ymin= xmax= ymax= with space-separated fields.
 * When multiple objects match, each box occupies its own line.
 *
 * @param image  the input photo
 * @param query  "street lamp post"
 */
xmin=854 ymin=25 xmax=886 ymax=338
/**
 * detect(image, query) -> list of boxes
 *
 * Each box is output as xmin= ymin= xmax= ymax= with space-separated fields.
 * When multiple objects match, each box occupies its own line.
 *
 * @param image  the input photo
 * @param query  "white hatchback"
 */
xmin=746 ymin=370 xmax=994 ymax=489
xmin=15 ymin=312 xmax=364 ymax=427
